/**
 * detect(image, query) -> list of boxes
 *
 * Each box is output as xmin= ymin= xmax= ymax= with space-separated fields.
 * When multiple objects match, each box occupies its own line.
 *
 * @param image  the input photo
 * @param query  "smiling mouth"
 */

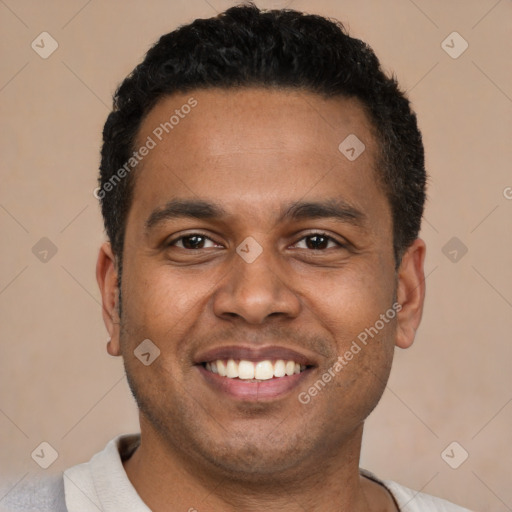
xmin=203 ymin=359 xmax=309 ymax=382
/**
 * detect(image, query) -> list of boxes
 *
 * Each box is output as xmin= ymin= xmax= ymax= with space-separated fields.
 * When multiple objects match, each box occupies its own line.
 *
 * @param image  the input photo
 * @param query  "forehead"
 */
xmin=137 ymin=87 xmax=375 ymax=164
xmin=128 ymin=87 xmax=390 ymax=235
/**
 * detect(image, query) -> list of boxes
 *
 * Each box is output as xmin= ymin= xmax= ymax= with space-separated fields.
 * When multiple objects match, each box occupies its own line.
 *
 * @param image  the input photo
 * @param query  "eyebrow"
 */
xmin=145 ymin=199 xmax=228 ymax=231
xmin=280 ymin=199 xmax=366 ymax=227
xmin=145 ymin=198 xmax=367 ymax=232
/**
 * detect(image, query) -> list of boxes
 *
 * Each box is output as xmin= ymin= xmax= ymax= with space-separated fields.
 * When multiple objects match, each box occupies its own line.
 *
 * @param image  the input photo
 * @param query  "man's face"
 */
xmin=103 ymin=88 xmax=419 ymax=479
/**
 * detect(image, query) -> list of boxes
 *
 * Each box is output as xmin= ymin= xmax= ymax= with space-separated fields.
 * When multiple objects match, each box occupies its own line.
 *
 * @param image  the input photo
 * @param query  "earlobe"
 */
xmin=96 ymin=242 xmax=122 ymax=356
xmin=106 ymin=338 xmax=120 ymax=356
xmin=395 ymin=238 xmax=426 ymax=349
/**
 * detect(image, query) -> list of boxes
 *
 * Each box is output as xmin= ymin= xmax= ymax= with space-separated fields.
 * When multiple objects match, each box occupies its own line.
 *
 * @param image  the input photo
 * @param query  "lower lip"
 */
xmin=197 ymin=365 xmax=313 ymax=400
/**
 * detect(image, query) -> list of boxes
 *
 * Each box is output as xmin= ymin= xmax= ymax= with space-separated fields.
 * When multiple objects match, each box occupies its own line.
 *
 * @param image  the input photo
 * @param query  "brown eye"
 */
xmin=294 ymin=233 xmax=341 ymax=250
xmin=170 ymin=234 xmax=219 ymax=250
xmin=306 ymin=234 xmax=330 ymax=250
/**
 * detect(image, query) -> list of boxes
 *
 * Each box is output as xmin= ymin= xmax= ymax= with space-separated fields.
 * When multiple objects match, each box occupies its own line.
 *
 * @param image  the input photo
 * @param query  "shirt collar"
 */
xmin=64 ymin=434 xmax=149 ymax=512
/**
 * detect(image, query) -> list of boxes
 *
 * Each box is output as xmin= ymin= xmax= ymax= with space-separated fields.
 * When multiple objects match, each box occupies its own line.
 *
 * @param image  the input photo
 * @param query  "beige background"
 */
xmin=1 ymin=1 xmax=511 ymax=510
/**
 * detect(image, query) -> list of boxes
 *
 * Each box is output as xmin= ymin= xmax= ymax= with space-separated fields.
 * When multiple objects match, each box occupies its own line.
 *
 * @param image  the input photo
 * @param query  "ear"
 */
xmin=395 ymin=238 xmax=426 ymax=349
xmin=96 ymin=242 xmax=122 ymax=356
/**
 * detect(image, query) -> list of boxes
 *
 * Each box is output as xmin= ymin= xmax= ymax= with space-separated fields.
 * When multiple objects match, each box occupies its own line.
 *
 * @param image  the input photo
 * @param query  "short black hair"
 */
xmin=99 ymin=2 xmax=426 ymax=277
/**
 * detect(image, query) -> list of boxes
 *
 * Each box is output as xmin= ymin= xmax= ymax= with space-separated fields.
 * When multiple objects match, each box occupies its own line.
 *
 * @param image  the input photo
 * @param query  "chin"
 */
xmin=202 ymin=443 xmax=309 ymax=482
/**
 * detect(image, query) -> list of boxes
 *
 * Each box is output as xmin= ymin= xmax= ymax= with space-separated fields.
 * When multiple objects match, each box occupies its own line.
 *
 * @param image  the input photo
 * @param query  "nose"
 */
xmin=212 ymin=242 xmax=301 ymax=325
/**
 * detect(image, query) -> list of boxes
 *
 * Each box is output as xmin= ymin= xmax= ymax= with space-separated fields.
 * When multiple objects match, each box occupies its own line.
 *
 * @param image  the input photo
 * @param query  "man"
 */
xmin=5 ymin=3 xmax=473 ymax=511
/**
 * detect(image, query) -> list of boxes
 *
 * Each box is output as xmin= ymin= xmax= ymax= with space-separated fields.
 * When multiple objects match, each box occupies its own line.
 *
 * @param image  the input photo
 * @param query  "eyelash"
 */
xmin=167 ymin=232 xmax=345 ymax=251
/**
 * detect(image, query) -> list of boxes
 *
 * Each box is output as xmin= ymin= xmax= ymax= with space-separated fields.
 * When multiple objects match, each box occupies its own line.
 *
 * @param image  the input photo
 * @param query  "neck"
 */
xmin=123 ymin=419 xmax=397 ymax=512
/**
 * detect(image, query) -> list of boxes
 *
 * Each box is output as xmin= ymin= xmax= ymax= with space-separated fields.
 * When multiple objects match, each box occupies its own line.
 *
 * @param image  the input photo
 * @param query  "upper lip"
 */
xmin=194 ymin=345 xmax=318 ymax=367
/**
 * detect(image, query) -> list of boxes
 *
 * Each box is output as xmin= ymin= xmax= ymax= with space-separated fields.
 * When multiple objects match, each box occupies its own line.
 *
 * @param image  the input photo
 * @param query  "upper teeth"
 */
xmin=205 ymin=359 xmax=306 ymax=380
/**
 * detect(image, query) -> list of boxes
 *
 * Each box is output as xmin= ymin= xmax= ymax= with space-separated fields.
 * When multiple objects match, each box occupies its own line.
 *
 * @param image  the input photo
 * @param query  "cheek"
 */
xmin=304 ymin=257 xmax=397 ymax=403
xmin=306 ymin=259 xmax=395 ymax=345
xmin=120 ymin=262 xmax=216 ymax=346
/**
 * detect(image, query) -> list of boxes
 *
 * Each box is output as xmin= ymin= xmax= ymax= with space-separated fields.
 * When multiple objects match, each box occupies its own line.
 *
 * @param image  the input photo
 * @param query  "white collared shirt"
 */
xmin=63 ymin=434 xmax=473 ymax=511
xmin=4 ymin=434 xmax=473 ymax=511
